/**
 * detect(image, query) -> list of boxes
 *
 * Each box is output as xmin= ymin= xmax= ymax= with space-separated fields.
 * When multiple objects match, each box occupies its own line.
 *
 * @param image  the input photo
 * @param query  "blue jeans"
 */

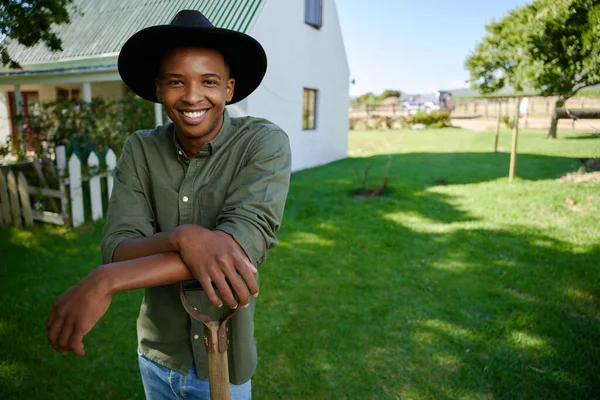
xmin=138 ymin=353 xmax=252 ymax=400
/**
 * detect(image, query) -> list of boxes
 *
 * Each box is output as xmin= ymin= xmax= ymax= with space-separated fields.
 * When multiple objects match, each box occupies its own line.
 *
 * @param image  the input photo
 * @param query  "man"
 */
xmin=46 ymin=9 xmax=292 ymax=399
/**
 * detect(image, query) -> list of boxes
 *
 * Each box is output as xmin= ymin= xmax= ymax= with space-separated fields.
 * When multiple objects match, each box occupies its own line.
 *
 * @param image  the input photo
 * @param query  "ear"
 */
xmin=154 ymin=77 xmax=162 ymax=102
xmin=226 ymin=78 xmax=235 ymax=103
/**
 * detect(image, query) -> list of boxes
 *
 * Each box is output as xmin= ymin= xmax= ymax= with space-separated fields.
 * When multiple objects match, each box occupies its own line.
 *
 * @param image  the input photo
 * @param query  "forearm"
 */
xmin=111 ymin=225 xmax=214 ymax=262
xmin=111 ymin=231 xmax=178 ymax=262
xmin=96 ymin=252 xmax=193 ymax=295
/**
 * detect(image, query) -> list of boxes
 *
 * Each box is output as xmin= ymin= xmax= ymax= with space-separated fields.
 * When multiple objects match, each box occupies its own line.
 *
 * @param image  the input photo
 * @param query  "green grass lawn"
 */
xmin=1 ymin=127 xmax=599 ymax=399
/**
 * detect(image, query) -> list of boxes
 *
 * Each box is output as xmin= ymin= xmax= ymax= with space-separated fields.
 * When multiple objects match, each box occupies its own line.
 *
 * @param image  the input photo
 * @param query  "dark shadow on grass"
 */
xmin=564 ymin=133 xmax=600 ymax=140
xmin=343 ymin=152 xmax=583 ymax=187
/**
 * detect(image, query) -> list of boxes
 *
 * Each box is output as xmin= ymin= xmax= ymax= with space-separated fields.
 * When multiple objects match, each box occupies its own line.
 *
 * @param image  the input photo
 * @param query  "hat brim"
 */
xmin=118 ymin=25 xmax=267 ymax=104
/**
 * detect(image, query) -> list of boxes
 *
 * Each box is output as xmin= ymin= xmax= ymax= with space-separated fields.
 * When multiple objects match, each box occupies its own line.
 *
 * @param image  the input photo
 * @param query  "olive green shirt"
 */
xmin=100 ymin=109 xmax=291 ymax=384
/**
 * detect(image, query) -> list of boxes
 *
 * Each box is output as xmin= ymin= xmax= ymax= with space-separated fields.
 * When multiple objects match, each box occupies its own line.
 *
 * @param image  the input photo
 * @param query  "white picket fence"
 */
xmin=0 ymin=145 xmax=117 ymax=228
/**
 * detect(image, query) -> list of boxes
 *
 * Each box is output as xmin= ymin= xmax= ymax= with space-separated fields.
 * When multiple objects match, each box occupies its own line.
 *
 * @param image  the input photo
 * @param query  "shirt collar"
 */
xmin=171 ymin=108 xmax=233 ymax=161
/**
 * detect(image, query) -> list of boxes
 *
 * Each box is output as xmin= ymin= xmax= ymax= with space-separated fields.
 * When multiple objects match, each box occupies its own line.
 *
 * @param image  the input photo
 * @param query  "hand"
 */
xmin=46 ymin=269 xmax=113 ymax=356
xmin=174 ymin=225 xmax=258 ymax=309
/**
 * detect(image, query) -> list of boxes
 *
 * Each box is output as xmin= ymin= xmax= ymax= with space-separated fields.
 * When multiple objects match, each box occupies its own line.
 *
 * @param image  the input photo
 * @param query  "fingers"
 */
xmin=198 ymin=276 xmax=223 ymax=308
xmin=57 ymin=319 xmax=74 ymax=351
xmin=47 ymin=317 xmax=67 ymax=355
xmin=68 ymin=328 xmax=86 ymax=356
xmin=217 ymin=250 xmax=258 ymax=308
xmin=224 ymin=272 xmax=249 ymax=308
xmin=236 ymin=255 xmax=259 ymax=299
xmin=212 ymin=273 xmax=238 ymax=309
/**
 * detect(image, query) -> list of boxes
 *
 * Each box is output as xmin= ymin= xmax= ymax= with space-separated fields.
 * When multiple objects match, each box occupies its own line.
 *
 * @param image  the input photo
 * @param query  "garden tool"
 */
xmin=180 ymin=280 xmax=238 ymax=400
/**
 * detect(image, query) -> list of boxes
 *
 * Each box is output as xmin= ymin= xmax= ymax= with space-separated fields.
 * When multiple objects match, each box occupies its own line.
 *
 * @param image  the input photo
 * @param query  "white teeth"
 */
xmin=182 ymin=110 xmax=207 ymax=118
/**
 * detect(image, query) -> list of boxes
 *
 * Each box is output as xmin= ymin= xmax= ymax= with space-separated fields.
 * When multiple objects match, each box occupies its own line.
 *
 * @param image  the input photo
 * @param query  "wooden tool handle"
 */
xmin=205 ymin=322 xmax=231 ymax=400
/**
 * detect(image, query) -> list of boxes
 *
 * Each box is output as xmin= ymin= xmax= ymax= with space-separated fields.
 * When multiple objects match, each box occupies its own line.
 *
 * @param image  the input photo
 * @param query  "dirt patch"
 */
xmin=349 ymin=190 xmax=386 ymax=199
xmin=564 ymin=197 xmax=586 ymax=216
xmin=560 ymin=170 xmax=600 ymax=183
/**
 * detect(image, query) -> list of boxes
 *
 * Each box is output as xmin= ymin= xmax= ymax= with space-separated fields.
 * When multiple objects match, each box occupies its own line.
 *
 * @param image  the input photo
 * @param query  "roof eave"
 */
xmin=0 ymin=64 xmax=120 ymax=85
xmin=0 ymin=53 xmax=120 ymax=85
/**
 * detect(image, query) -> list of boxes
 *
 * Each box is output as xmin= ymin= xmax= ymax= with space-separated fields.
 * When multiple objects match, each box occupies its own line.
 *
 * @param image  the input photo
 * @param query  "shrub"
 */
xmin=13 ymin=94 xmax=155 ymax=162
xmin=409 ymin=111 xmax=451 ymax=128
xmin=501 ymin=115 xmax=515 ymax=130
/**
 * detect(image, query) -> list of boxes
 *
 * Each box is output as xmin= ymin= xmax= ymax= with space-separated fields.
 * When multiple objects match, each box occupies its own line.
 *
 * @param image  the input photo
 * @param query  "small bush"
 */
xmin=349 ymin=117 xmax=361 ymax=130
xmin=409 ymin=111 xmax=451 ymax=128
xmin=501 ymin=115 xmax=515 ymax=130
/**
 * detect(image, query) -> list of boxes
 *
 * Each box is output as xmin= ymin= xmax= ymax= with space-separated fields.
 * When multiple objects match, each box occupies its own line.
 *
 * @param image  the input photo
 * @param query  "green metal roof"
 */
xmin=4 ymin=0 xmax=265 ymax=65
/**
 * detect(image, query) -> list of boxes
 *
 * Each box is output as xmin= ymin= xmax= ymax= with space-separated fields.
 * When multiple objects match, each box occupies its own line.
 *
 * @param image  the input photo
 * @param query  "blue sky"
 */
xmin=336 ymin=0 xmax=529 ymax=97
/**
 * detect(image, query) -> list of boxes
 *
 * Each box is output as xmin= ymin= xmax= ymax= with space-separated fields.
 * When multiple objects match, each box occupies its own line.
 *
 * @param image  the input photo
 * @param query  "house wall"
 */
xmin=91 ymin=81 xmax=124 ymax=99
xmin=247 ymin=0 xmax=350 ymax=171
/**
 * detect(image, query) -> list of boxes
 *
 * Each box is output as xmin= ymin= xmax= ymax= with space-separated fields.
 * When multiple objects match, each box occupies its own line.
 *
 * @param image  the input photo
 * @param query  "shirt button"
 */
xmin=178 ymin=150 xmax=183 ymax=155
xmin=193 ymin=334 xmax=199 ymax=340
xmin=182 ymin=196 xmax=189 ymax=202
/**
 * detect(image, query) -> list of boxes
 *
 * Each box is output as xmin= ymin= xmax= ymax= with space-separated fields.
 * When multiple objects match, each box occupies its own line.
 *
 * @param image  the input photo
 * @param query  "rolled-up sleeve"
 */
xmin=101 ymin=134 xmax=155 ymax=264
xmin=216 ymin=128 xmax=292 ymax=267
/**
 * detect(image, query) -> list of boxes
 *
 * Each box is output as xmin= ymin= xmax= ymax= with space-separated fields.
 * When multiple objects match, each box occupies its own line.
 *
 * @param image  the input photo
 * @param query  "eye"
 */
xmin=167 ymin=80 xmax=183 ymax=86
xmin=204 ymin=80 xmax=218 ymax=86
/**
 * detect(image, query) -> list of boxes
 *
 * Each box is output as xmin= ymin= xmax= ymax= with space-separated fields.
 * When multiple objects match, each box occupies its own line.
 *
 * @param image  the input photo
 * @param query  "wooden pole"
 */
xmin=509 ymin=97 xmax=521 ymax=182
xmin=0 ymin=172 xmax=12 ymax=225
xmin=7 ymin=171 xmax=21 ymax=227
xmin=17 ymin=172 xmax=33 ymax=227
xmin=494 ymin=100 xmax=502 ymax=152
xmin=204 ymin=323 xmax=231 ymax=400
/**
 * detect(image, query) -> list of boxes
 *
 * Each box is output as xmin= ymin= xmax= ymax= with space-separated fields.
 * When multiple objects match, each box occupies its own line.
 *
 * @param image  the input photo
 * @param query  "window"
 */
xmin=305 ymin=0 xmax=322 ymax=29
xmin=57 ymin=88 xmax=81 ymax=101
xmin=303 ymin=88 xmax=318 ymax=130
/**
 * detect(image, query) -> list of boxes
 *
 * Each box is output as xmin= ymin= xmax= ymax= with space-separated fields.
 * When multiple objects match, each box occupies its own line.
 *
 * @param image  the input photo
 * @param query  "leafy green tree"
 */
xmin=380 ymin=89 xmax=402 ymax=100
xmin=352 ymin=89 xmax=403 ymax=105
xmin=353 ymin=92 xmax=378 ymax=105
xmin=0 ymin=0 xmax=75 ymax=68
xmin=466 ymin=0 xmax=600 ymax=138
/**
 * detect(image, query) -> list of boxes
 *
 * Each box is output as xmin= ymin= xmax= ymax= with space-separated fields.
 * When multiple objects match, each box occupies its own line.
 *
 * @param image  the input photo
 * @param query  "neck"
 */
xmin=175 ymin=115 xmax=224 ymax=158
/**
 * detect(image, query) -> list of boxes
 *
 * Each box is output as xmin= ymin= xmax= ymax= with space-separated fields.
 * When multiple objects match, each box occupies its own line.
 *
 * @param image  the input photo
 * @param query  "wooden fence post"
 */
xmin=106 ymin=149 xmax=117 ymax=199
xmin=509 ymin=98 xmax=521 ymax=182
xmin=17 ymin=172 xmax=34 ymax=227
xmin=7 ymin=171 xmax=20 ymax=228
xmin=0 ymin=172 xmax=11 ymax=225
xmin=68 ymin=154 xmax=84 ymax=228
xmin=88 ymin=152 xmax=103 ymax=221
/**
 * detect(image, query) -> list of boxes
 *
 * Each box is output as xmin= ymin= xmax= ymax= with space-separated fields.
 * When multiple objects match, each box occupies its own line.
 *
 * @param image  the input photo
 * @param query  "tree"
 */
xmin=352 ymin=92 xmax=378 ymax=105
xmin=466 ymin=0 xmax=600 ymax=138
xmin=380 ymin=89 xmax=402 ymax=100
xmin=0 ymin=0 xmax=75 ymax=68
xmin=352 ymin=89 xmax=403 ymax=105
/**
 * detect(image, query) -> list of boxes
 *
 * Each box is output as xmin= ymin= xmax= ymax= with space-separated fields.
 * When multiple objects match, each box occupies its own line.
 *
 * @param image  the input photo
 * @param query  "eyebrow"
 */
xmin=162 ymin=72 xmax=222 ymax=79
xmin=200 ymin=73 xmax=222 ymax=80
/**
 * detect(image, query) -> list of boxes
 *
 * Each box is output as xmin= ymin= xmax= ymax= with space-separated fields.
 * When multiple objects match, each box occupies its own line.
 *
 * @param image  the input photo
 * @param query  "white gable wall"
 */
xmin=246 ymin=0 xmax=349 ymax=171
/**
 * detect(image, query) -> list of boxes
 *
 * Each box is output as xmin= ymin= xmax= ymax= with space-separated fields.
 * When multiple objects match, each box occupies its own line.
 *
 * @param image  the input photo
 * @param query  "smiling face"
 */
xmin=155 ymin=47 xmax=235 ymax=153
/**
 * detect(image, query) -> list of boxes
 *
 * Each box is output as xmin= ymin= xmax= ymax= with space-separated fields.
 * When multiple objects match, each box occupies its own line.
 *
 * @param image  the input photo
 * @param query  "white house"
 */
xmin=0 ymin=0 xmax=349 ymax=171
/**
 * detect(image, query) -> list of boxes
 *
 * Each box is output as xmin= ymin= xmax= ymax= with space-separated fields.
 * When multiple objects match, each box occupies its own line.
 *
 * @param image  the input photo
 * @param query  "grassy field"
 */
xmin=1 ymin=127 xmax=599 ymax=399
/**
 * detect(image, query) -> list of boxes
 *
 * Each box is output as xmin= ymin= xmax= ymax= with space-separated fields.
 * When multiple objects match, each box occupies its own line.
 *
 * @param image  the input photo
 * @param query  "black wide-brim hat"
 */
xmin=118 ymin=9 xmax=267 ymax=104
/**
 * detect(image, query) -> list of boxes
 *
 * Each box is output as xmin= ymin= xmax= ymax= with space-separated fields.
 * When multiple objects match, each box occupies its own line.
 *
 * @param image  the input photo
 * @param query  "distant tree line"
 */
xmin=352 ymin=89 xmax=402 ymax=105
